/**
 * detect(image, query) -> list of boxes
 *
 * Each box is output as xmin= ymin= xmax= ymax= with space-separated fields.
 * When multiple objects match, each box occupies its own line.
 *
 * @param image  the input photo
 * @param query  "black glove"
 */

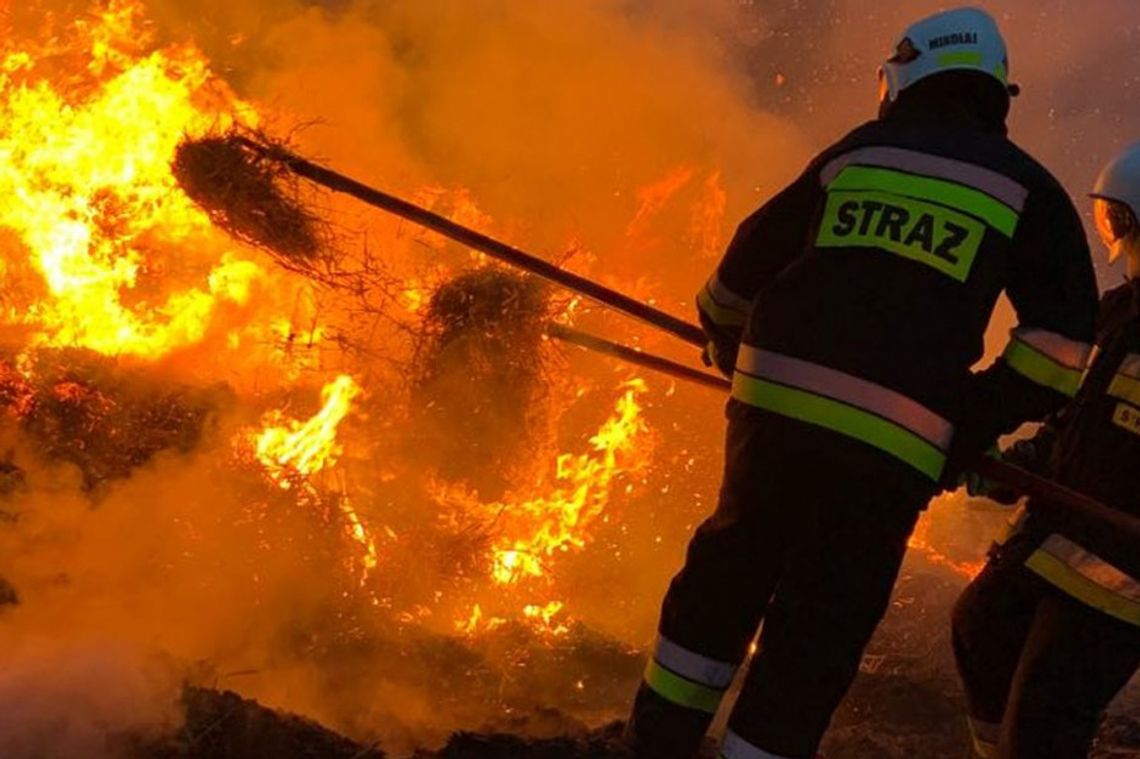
xmin=701 ymin=340 xmax=737 ymax=379
xmin=963 ymin=448 xmax=1022 ymax=505
xmin=938 ymin=421 xmax=1000 ymax=495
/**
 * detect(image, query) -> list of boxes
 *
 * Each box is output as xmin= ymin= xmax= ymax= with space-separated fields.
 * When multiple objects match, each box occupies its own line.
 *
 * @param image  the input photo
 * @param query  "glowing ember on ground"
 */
xmin=909 ymin=509 xmax=986 ymax=581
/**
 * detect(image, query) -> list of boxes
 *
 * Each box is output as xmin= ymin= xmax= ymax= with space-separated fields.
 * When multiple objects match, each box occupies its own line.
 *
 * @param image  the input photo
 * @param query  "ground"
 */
xmin=134 ymin=556 xmax=1140 ymax=759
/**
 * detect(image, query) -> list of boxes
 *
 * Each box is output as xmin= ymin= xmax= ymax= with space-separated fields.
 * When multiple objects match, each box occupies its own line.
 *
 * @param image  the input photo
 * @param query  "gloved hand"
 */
xmin=962 ymin=444 xmax=1035 ymax=505
xmin=938 ymin=427 xmax=994 ymax=494
xmin=701 ymin=340 xmax=737 ymax=379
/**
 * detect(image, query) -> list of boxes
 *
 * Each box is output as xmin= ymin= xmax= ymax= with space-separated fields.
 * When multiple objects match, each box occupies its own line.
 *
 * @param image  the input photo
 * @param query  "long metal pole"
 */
xmin=242 ymin=140 xmax=1140 ymax=555
xmin=241 ymin=137 xmax=708 ymax=348
xmin=547 ymin=324 xmax=730 ymax=391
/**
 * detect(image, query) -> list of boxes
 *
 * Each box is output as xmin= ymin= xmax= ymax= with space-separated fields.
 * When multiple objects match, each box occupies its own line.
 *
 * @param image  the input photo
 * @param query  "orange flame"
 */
xmin=487 ymin=379 xmax=650 ymax=584
xmin=250 ymin=375 xmax=379 ymax=580
xmin=0 ymin=0 xmax=263 ymax=359
xmin=908 ymin=509 xmax=985 ymax=580
xmin=252 ymin=375 xmax=362 ymax=485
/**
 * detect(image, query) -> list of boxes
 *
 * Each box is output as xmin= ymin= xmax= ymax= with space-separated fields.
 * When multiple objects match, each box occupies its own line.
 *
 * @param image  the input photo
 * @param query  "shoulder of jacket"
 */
xmin=1001 ymin=141 xmax=1074 ymax=203
xmin=809 ymin=121 xmax=881 ymax=171
xmin=1101 ymin=283 xmax=1136 ymax=320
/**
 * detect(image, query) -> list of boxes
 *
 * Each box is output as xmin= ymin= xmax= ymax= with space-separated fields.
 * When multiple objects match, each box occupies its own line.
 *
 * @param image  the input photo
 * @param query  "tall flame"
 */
xmin=250 ymin=375 xmax=379 ymax=579
xmin=0 ymin=0 xmax=261 ymax=358
xmin=252 ymin=375 xmax=362 ymax=486
xmin=486 ymin=379 xmax=650 ymax=584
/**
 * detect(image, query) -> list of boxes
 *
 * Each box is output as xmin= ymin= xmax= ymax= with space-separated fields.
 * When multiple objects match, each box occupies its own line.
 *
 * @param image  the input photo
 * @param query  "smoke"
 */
xmin=1 ymin=0 xmax=1139 ymax=756
xmin=0 ymin=642 xmax=179 ymax=759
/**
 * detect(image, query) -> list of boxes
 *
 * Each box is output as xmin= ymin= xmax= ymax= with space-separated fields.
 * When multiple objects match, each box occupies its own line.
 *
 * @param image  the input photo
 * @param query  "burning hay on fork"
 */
xmin=172 ymin=130 xmax=332 ymax=269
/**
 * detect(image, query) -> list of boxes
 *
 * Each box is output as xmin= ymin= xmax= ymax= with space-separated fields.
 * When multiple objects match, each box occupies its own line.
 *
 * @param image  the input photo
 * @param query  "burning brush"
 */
xmin=173 ymin=130 xmax=707 ymax=348
xmin=410 ymin=269 xmax=562 ymax=498
xmin=0 ymin=349 xmax=228 ymax=491
xmin=172 ymin=130 xmax=331 ymax=266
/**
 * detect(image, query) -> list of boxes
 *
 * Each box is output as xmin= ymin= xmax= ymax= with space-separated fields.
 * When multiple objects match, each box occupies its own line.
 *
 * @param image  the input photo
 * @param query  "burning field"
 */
xmin=0 ymin=1 xmax=1138 ymax=758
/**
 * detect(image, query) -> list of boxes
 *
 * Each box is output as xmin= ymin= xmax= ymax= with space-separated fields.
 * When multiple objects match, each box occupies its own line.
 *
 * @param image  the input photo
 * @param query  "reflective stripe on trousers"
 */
xmin=1002 ymin=328 xmax=1092 ymax=397
xmin=732 ymin=346 xmax=954 ymax=481
xmin=1026 ymin=534 xmax=1140 ymax=627
xmin=719 ymin=730 xmax=796 ymax=759
xmin=643 ymin=635 xmax=738 ymax=714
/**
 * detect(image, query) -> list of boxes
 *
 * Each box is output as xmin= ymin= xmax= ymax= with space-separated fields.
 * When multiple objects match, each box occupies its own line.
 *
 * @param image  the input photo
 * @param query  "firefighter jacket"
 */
xmin=999 ymin=281 xmax=1140 ymax=625
xmin=697 ymin=97 xmax=1099 ymax=486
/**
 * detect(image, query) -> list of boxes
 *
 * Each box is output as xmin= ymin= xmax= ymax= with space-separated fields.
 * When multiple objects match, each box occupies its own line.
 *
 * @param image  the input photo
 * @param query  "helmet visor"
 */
xmin=1094 ymin=197 xmax=1137 ymax=258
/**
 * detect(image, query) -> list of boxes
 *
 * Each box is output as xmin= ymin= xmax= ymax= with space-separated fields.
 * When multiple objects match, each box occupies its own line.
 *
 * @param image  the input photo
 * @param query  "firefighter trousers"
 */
xmin=628 ymin=403 xmax=930 ymax=759
xmin=953 ymin=534 xmax=1140 ymax=759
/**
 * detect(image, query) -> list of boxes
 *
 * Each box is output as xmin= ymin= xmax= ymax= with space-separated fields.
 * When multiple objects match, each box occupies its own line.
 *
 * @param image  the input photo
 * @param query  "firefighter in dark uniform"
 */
xmin=952 ymin=144 xmax=1140 ymax=759
xmin=626 ymin=8 xmax=1100 ymax=759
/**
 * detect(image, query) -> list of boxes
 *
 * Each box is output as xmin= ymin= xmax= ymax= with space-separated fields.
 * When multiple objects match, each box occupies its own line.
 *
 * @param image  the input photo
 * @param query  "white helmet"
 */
xmin=1092 ymin=144 xmax=1140 ymax=267
xmin=880 ymin=7 xmax=1015 ymax=103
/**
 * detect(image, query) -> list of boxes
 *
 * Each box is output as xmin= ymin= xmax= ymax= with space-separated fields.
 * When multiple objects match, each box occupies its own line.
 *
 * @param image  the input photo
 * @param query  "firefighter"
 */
xmin=626 ymin=8 xmax=1099 ymax=759
xmin=952 ymin=144 xmax=1140 ymax=759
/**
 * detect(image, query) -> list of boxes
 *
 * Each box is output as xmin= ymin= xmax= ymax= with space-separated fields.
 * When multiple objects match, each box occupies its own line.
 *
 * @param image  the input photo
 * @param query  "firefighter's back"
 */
xmin=751 ymin=116 xmax=1068 ymax=422
xmin=728 ymin=88 xmax=1097 ymax=487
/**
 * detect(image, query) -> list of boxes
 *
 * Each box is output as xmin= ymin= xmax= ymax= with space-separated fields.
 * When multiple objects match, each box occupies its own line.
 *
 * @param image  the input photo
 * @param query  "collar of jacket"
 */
xmin=880 ymin=77 xmax=1009 ymax=136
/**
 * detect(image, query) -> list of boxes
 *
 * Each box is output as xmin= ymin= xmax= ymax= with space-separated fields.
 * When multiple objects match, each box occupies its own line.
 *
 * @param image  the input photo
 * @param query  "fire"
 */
xmin=249 ymin=375 xmax=379 ymax=579
xmin=252 ymin=375 xmax=361 ymax=486
xmin=0 ymin=0 xmax=263 ymax=359
xmin=437 ymin=379 xmax=650 ymax=636
xmin=908 ymin=509 xmax=985 ymax=580
xmin=523 ymin=601 xmax=569 ymax=637
xmin=485 ymin=378 xmax=650 ymax=585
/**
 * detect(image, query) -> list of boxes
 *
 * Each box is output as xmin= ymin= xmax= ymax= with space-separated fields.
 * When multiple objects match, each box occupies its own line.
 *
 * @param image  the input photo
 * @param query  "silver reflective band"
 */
xmin=720 ymin=730 xmax=796 ymax=759
xmin=736 ymin=346 xmax=954 ymax=451
xmin=1011 ymin=328 xmax=1092 ymax=370
xmin=1038 ymin=535 xmax=1140 ymax=605
xmin=1119 ymin=353 xmax=1140 ymax=380
xmin=653 ymin=636 xmax=737 ymax=689
xmin=705 ymin=274 xmax=753 ymax=313
xmin=820 ymin=146 xmax=1028 ymax=212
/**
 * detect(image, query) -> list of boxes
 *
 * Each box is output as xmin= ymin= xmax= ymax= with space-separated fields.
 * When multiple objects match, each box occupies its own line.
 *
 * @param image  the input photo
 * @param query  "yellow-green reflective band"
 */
xmin=1109 ymin=373 xmax=1140 ymax=407
xmin=938 ymin=51 xmax=985 ymax=69
xmin=1026 ymin=550 xmax=1140 ymax=627
xmin=817 ymin=189 xmax=984 ymax=282
xmin=1003 ymin=339 xmax=1083 ymax=397
xmin=732 ymin=374 xmax=946 ymax=481
xmin=643 ymin=659 xmax=725 ymax=713
xmin=828 ymin=165 xmax=1020 ymax=237
xmin=698 ymin=287 xmax=747 ymax=328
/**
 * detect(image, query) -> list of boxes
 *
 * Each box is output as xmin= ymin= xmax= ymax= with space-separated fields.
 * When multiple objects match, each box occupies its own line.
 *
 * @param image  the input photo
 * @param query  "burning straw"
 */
xmin=411 ymin=269 xmax=562 ymax=498
xmin=172 ymin=130 xmax=330 ymax=265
